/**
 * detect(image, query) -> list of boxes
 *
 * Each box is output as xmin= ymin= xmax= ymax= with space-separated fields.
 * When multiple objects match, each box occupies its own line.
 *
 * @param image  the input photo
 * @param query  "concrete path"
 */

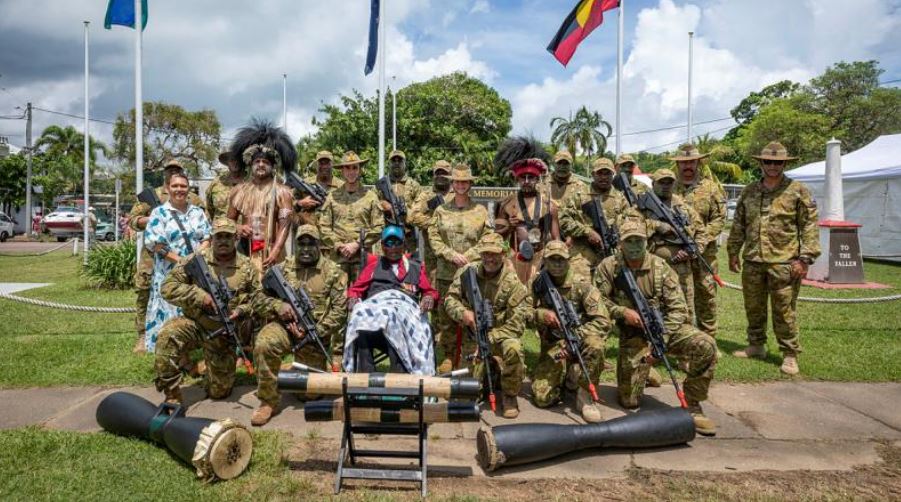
xmin=2 ymin=381 xmax=898 ymax=479
xmin=0 ymin=282 xmax=51 ymax=294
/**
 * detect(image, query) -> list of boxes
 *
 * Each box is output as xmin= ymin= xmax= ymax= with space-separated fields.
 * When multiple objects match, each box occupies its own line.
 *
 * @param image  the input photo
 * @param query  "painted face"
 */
xmin=654 ymin=178 xmax=674 ymax=199
xmin=554 ymin=161 xmax=571 ymax=180
xmin=622 ymin=236 xmax=647 ymax=262
xmin=341 ymin=164 xmax=362 ymax=184
xmin=481 ymin=251 xmax=504 ymax=275
xmin=677 ymin=159 xmax=699 ymax=183
xmin=452 ymin=179 xmax=471 ymax=195
xmin=433 ymin=171 xmax=451 ymax=191
xmin=761 ymin=159 xmax=786 ymax=178
xmin=252 ymin=157 xmax=274 ymax=178
xmin=317 ymin=159 xmax=332 ymax=178
xmin=296 ymin=236 xmax=320 ymax=265
xmin=545 ymin=255 xmax=569 ymax=279
xmin=593 ymin=170 xmax=613 ymax=191
xmin=389 ymin=157 xmax=406 ymax=179
xmin=212 ymin=231 xmax=236 ymax=257
xmin=517 ymin=173 xmax=539 ymax=194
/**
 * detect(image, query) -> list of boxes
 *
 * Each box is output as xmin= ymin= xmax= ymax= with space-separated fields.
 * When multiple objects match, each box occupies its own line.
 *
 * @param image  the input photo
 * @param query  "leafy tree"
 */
xmin=730 ymin=80 xmax=801 ymax=126
xmin=32 ymin=125 xmax=108 ymax=203
xmin=693 ymin=133 xmax=744 ymax=183
xmin=112 ymin=101 xmax=221 ymax=180
xmin=734 ymin=96 xmax=833 ymax=166
xmin=35 ymin=125 xmax=108 ymax=166
xmin=306 ymin=72 xmax=512 ymax=185
xmin=0 ymin=154 xmax=26 ymax=215
xmin=550 ymin=105 xmax=612 ymax=174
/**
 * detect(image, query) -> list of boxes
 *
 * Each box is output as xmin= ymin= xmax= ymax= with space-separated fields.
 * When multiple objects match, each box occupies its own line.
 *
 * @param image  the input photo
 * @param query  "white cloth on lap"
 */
xmin=342 ymin=290 xmax=436 ymax=376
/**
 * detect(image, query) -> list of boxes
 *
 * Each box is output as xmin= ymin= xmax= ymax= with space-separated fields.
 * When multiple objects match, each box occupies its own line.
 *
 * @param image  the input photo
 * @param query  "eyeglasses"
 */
xmin=383 ymin=238 xmax=404 ymax=248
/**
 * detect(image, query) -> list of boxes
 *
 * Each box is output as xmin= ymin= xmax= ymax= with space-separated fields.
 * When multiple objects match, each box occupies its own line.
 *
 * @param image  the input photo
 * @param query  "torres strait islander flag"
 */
xmin=547 ymin=0 xmax=620 ymax=66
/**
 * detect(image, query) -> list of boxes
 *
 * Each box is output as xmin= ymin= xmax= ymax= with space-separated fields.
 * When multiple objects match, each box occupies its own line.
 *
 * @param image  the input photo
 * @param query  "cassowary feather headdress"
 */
xmin=493 ymin=136 xmax=551 ymax=178
xmin=229 ymin=118 xmax=297 ymax=175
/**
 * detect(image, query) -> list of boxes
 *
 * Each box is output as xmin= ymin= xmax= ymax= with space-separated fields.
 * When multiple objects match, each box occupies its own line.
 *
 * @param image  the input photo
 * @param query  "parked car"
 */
xmin=726 ymin=200 xmax=738 ymax=220
xmin=95 ymin=220 xmax=116 ymax=242
xmin=0 ymin=212 xmax=15 ymax=242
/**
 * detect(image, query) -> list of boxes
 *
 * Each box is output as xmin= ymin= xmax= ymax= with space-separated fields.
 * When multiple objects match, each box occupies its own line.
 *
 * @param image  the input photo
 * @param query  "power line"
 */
xmin=612 ymin=116 xmax=734 ymax=138
xmin=33 ymin=106 xmax=117 ymax=125
xmin=642 ymin=124 xmax=736 ymax=153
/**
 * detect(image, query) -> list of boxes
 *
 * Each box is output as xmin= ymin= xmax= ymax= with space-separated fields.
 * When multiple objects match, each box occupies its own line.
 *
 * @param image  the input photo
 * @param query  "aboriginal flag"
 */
xmin=547 ymin=0 xmax=619 ymax=66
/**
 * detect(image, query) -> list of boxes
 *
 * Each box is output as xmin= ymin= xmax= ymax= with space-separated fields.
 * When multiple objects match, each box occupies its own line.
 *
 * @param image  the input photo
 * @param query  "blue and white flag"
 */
xmin=104 ymin=0 xmax=148 ymax=31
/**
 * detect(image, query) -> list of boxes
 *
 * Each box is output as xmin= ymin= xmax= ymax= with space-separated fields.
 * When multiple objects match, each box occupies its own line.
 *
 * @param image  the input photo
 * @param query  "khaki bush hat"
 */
xmin=315 ymin=151 xmax=334 ymax=162
xmin=335 ymin=151 xmax=369 ymax=167
xmin=544 ymin=240 xmax=570 ymax=259
xmin=432 ymin=160 xmax=452 ymax=173
xmin=218 ymin=150 xmax=234 ymax=164
xmin=389 ymin=149 xmax=406 ymax=160
xmin=212 ymin=217 xmax=237 ymax=235
xmin=668 ymin=143 xmax=710 ymax=161
xmin=615 ymin=154 xmax=636 ymax=167
xmin=553 ymin=150 xmax=573 ymax=163
xmin=449 ymin=164 xmax=476 ymax=181
xmin=162 ymin=159 xmax=185 ymax=172
xmin=477 ymin=232 xmax=506 ymax=254
xmin=592 ymin=157 xmax=616 ymax=173
xmin=296 ymin=224 xmax=320 ymax=241
xmin=619 ymin=219 xmax=647 ymax=240
xmin=651 ymin=168 xmax=676 ymax=181
xmin=752 ymin=141 xmax=798 ymax=161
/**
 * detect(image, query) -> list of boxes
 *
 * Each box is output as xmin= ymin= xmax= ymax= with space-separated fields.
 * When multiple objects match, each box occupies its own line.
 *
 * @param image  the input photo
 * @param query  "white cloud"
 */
xmin=470 ymin=1 xmax=490 ymax=15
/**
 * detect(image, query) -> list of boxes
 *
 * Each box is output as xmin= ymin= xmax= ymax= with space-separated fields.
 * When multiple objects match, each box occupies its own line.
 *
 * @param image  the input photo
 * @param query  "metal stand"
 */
xmin=334 ymin=377 xmax=429 ymax=497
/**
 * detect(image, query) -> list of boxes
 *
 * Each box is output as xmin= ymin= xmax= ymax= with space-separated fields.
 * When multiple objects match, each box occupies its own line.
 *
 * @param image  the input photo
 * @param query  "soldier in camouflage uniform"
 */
xmin=639 ymin=168 xmax=703 ymax=324
xmin=319 ymin=151 xmax=384 ymax=284
xmin=154 ymin=218 xmax=272 ymax=404
xmin=128 ymin=160 xmax=205 ymax=353
xmin=530 ymin=241 xmax=611 ymax=423
xmin=205 ymin=150 xmax=246 ymax=222
xmin=727 ymin=142 xmax=820 ymax=376
xmin=673 ymin=144 xmax=727 ymax=338
xmin=614 ymin=153 xmax=649 ymax=199
xmin=595 ymin=220 xmax=717 ymax=435
xmin=426 ymin=165 xmax=491 ymax=373
xmin=376 ymin=150 xmax=424 ymax=256
xmin=294 ymin=151 xmax=343 ymax=226
xmin=444 ymin=233 xmax=530 ymax=419
xmin=548 ymin=150 xmax=588 ymax=205
xmin=560 ymin=157 xmax=630 ymax=278
xmin=251 ymin=224 xmax=348 ymax=426
xmin=409 ymin=160 xmax=452 ymax=281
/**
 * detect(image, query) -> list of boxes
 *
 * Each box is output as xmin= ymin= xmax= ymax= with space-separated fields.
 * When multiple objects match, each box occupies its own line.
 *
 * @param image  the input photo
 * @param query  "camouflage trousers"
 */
xmin=741 ymin=261 xmax=802 ymax=355
xmin=134 ymin=252 xmax=153 ymax=335
xmin=617 ymin=325 xmax=716 ymax=405
xmin=531 ymin=333 xmax=606 ymax=408
xmin=434 ymin=279 xmax=457 ymax=363
xmin=672 ymin=261 xmax=696 ymax=326
xmin=254 ymin=322 xmax=338 ymax=406
xmin=691 ymin=249 xmax=719 ymax=337
xmin=153 ymin=317 xmax=238 ymax=399
xmin=459 ymin=336 xmax=525 ymax=397
xmin=135 ymin=287 xmax=150 ymax=336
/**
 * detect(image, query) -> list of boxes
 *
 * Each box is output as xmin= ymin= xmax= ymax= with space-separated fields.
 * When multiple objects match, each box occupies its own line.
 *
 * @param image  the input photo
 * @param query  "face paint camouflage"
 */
xmin=546 ymin=256 xmax=569 ymax=279
xmin=296 ymin=238 xmax=320 ymax=265
xmin=622 ymin=237 xmax=647 ymax=262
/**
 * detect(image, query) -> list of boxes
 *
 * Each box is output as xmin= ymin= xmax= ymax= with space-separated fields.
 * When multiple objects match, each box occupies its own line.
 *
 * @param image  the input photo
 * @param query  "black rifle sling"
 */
xmin=168 ymin=209 xmax=195 ymax=254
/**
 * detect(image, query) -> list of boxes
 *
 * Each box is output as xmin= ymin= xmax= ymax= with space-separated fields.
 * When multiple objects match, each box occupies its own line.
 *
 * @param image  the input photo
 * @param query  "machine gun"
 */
xmin=612 ymin=172 xmax=639 ymax=207
xmin=376 ymin=176 xmax=424 ymax=261
xmin=580 ymin=198 xmax=620 ymax=259
xmin=637 ymin=191 xmax=724 ymax=287
xmin=461 ymin=266 xmax=497 ymax=412
xmin=532 ymin=270 xmax=600 ymax=402
xmin=184 ymin=254 xmax=254 ymax=375
xmin=613 ymin=265 xmax=687 ymax=408
xmin=285 ymin=171 xmax=328 ymax=206
xmin=262 ymin=265 xmax=336 ymax=372
xmin=137 ymin=188 xmax=161 ymax=209
xmin=426 ymin=194 xmax=445 ymax=212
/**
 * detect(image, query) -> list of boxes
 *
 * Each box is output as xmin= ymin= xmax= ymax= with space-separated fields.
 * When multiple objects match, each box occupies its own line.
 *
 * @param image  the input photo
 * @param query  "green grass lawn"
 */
xmin=1 ymin=249 xmax=900 ymax=388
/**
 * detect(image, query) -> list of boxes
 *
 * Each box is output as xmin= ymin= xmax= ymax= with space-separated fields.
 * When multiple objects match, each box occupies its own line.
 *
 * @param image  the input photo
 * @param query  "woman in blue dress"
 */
xmin=143 ymin=171 xmax=211 ymax=352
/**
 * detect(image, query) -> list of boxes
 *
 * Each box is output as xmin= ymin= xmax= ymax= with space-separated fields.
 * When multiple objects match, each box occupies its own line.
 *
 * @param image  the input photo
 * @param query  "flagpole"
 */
xmin=83 ymin=21 xmax=90 ymax=264
xmin=391 ymin=75 xmax=397 ymax=151
xmin=282 ymin=73 xmax=288 ymax=131
xmin=615 ymin=0 xmax=624 ymax=157
xmin=377 ymin=0 xmax=386 ymax=179
xmin=687 ymin=31 xmax=694 ymax=143
xmin=134 ymin=0 xmax=144 ymax=265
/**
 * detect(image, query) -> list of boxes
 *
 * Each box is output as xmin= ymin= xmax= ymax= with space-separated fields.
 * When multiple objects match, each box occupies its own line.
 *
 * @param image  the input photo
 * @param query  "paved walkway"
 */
xmin=0 ymin=283 xmax=51 ymax=294
xmin=2 ymin=381 xmax=898 ymax=479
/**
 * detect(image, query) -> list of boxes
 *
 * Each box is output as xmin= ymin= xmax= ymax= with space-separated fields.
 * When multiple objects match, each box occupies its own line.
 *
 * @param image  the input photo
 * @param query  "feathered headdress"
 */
xmin=493 ymin=136 xmax=551 ymax=178
xmin=229 ymin=118 xmax=297 ymax=175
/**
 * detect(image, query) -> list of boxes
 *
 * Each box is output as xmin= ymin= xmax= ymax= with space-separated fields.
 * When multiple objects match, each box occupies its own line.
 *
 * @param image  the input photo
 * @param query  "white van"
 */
xmin=0 ymin=211 xmax=15 ymax=242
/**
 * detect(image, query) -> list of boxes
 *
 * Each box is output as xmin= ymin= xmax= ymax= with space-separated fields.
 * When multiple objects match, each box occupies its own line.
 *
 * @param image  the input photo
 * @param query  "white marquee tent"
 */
xmin=786 ymin=134 xmax=901 ymax=260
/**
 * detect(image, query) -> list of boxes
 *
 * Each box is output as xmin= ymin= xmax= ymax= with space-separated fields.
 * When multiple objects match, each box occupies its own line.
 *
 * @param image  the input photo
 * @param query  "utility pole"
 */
xmin=687 ymin=31 xmax=694 ymax=144
xmin=25 ymin=102 xmax=33 ymax=237
xmin=83 ymin=20 xmax=90 ymax=264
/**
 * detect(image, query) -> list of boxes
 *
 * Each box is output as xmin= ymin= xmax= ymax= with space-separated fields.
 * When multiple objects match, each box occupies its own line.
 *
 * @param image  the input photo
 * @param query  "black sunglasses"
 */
xmin=762 ymin=160 xmax=785 ymax=166
xmin=383 ymin=238 xmax=404 ymax=248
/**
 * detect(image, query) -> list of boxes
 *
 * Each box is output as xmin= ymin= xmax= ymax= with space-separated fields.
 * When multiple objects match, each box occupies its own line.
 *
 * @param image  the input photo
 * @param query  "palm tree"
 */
xmin=549 ymin=106 xmax=613 ymax=174
xmin=693 ymin=133 xmax=743 ymax=183
xmin=35 ymin=125 xmax=107 ymax=165
xmin=549 ymin=111 xmax=579 ymax=156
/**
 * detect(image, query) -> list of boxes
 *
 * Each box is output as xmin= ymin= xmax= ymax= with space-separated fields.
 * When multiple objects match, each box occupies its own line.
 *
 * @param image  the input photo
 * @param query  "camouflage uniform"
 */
xmin=409 ymin=186 xmax=449 ymax=280
xmin=378 ymin=172 xmax=423 ymax=255
xmin=676 ymin=176 xmax=726 ymax=336
xmin=319 ymin=184 xmax=383 ymax=283
xmin=727 ymin=172 xmax=820 ymax=356
xmin=427 ymin=191 xmax=491 ymax=364
xmin=128 ymin=186 xmax=204 ymax=337
xmin=615 ymin=154 xmax=650 ymax=199
xmin=154 ymin=245 xmax=268 ymax=399
xmin=444 ymin=257 xmax=529 ymax=398
xmin=205 ymin=172 xmax=244 ymax=222
xmin=530 ymin=264 xmax=611 ymax=408
xmin=254 ymin=247 xmax=347 ymax=407
xmin=595 ymin=251 xmax=717 ymax=407
xmin=560 ymin=177 xmax=630 ymax=276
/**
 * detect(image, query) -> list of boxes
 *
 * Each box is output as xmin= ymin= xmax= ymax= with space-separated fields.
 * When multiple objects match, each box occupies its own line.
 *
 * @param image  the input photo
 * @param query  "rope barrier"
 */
xmin=0 ymin=292 xmax=135 ymax=313
xmin=720 ymin=280 xmax=901 ymax=303
xmin=0 ymin=240 xmax=74 ymax=257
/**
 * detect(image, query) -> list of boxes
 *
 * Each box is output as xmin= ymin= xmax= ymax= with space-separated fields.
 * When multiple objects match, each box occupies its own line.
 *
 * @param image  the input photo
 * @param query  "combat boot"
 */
xmin=780 ymin=355 xmax=800 ymax=376
xmin=619 ymin=395 xmax=640 ymax=409
xmin=733 ymin=344 xmax=766 ymax=359
xmin=132 ymin=333 xmax=146 ymax=354
xmin=646 ymin=367 xmax=663 ymax=387
xmin=251 ymin=403 xmax=279 ymax=426
xmin=163 ymin=387 xmax=183 ymax=405
xmin=502 ymin=394 xmax=519 ymax=419
xmin=576 ymin=388 xmax=602 ymax=423
xmin=688 ymin=403 xmax=716 ymax=436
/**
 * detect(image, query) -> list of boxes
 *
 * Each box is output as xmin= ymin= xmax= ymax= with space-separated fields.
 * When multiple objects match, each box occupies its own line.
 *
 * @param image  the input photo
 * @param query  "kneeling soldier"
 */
xmin=595 ymin=220 xmax=718 ymax=435
xmin=444 ymin=233 xmax=530 ymax=419
xmin=530 ymin=241 xmax=611 ymax=423
xmin=252 ymin=224 xmax=348 ymax=425
xmin=154 ymin=218 xmax=269 ymax=405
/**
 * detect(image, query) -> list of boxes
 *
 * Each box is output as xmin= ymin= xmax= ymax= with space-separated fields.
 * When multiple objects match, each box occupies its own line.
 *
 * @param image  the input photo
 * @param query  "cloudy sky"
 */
xmin=1 ymin=0 xmax=898 ymax=159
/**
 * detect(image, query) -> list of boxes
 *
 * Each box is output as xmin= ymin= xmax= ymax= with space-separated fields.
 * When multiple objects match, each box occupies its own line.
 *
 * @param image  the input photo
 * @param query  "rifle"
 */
xmin=285 ymin=172 xmax=327 ymax=206
xmin=262 ymin=265 xmax=336 ymax=372
xmin=358 ymin=228 xmax=368 ymax=272
xmin=184 ymin=254 xmax=255 ymax=375
xmin=612 ymin=172 xmax=639 ymax=207
xmin=636 ymin=191 xmax=724 ymax=287
xmin=461 ymin=266 xmax=497 ymax=412
xmin=613 ymin=265 xmax=687 ymax=408
xmin=581 ymin=199 xmax=620 ymax=259
xmin=376 ymin=176 xmax=424 ymax=261
xmin=426 ymin=194 xmax=445 ymax=212
xmin=532 ymin=270 xmax=600 ymax=402
xmin=137 ymin=188 xmax=161 ymax=209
